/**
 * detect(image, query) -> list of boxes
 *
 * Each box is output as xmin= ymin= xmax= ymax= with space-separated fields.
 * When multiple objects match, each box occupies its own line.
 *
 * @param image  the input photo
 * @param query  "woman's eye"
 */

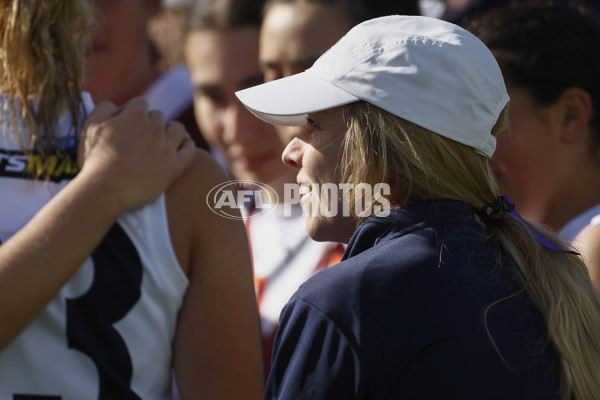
xmin=306 ymin=118 xmax=321 ymax=132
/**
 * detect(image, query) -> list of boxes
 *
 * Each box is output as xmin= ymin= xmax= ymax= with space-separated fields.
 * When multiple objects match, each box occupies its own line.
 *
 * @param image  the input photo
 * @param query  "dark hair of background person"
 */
xmin=467 ymin=0 xmax=600 ymax=162
xmin=263 ymin=0 xmax=421 ymax=24
xmin=444 ymin=0 xmax=599 ymax=25
xmin=187 ymin=0 xmax=265 ymax=30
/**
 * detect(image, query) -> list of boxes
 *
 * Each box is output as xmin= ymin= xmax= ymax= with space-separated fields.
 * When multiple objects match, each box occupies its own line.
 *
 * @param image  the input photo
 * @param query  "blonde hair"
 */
xmin=0 ymin=0 xmax=93 ymax=150
xmin=341 ymin=101 xmax=600 ymax=400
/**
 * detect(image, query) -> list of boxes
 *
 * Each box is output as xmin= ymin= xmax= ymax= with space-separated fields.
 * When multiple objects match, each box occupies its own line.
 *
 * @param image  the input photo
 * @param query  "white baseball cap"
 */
xmin=235 ymin=15 xmax=509 ymax=157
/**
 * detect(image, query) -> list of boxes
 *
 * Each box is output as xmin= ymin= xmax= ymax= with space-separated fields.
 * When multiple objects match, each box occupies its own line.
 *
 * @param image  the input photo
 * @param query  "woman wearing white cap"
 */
xmin=237 ymin=15 xmax=600 ymax=400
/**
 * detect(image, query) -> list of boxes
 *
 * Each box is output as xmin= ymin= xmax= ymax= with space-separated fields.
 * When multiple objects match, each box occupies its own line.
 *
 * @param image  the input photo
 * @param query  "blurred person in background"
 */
xmin=85 ymin=0 xmax=208 ymax=149
xmin=259 ymin=0 xmax=421 ymax=143
xmin=468 ymin=1 xmax=600 ymax=289
xmin=184 ymin=0 xmax=347 ymax=378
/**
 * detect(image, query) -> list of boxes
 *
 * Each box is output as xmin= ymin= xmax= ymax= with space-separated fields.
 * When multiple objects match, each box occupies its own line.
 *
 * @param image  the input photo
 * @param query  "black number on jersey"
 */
xmin=66 ymin=223 xmax=143 ymax=399
xmin=13 ymin=224 xmax=144 ymax=399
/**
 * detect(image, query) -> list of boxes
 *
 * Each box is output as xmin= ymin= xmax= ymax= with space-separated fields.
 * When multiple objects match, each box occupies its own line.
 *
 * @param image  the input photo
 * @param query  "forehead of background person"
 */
xmin=259 ymin=2 xmax=355 ymax=67
xmin=263 ymin=0 xmax=421 ymax=26
xmin=186 ymin=27 xmax=262 ymax=89
xmin=259 ymin=0 xmax=422 ymax=81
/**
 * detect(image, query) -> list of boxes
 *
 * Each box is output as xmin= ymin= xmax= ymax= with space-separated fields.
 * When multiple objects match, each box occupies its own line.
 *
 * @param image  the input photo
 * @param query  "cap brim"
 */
xmin=235 ymin=71 xmax=359 ymax=126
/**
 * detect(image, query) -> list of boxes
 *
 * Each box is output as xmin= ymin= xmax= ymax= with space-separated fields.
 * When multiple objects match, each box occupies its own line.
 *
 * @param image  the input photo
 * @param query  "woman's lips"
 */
xmin=299 ymin=184 xmax=311 ymax=196
xmin=299 ymin=183 xmax=312 ymax=207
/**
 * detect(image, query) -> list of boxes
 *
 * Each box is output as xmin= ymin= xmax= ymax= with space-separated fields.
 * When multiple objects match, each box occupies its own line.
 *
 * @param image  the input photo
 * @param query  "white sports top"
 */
xmin=143 ymin=63 xmax=193 ymax=120
xmin=0 ymin=93 xmax=189 ymax=399
xmin=559 ymin=203 xmax=600 ymax=243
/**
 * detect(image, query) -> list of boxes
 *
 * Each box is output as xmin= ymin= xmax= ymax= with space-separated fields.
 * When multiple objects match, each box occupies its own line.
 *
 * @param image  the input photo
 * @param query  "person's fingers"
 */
xmin=79 ymin=101 xmax=120 ymax=168
xmin=117 ymin=97 xmax=150 ymax=117
xmin=173 ymin=134 xmax=197 ymax=176
xmin=80 ymin=101 xmax=119 ymax=143
xmin=165 ymin=120 xmax=187 ymax=149
xmin=83 ymin=101 xmax=119 ymax=128
xmin=148 ymin=110 xmax=166 ymax=130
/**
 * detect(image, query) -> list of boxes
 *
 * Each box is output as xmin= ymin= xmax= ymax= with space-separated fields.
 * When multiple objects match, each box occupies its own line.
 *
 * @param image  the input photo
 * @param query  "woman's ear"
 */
xmin=556 ymin=87 xmax=593 ymax=144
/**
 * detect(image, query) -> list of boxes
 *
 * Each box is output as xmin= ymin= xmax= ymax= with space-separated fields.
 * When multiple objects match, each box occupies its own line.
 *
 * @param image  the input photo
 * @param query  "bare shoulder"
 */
xmin=165 ymin=148 xmax=243 ymax=274
xmin=170 ymin=147 xmax=230 ymax=193
xmin=166 ymin=150 xmax=264 ymax=398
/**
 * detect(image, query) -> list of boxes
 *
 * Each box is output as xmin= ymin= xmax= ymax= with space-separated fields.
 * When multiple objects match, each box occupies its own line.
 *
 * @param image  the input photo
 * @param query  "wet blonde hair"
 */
xmin=340 ymin=101 xmax=600 ymax=400
xmin=0 ymin=0 xmax=93 ymax=149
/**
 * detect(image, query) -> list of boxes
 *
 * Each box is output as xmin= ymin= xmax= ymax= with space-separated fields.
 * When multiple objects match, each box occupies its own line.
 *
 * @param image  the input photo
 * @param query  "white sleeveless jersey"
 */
xmin=560 ymin=203 xmax=600 ymax=243
xmin=0 ymin=93 xmax=189 ymax=399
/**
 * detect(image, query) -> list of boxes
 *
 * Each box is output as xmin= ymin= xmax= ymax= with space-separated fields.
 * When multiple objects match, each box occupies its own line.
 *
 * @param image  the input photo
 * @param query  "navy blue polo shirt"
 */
xmin=266 ymin=200 xmax=561 ymax=400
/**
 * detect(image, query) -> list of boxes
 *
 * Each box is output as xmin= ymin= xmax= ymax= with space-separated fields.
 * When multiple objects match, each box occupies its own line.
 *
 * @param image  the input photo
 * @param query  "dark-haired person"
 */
xmin=259 ymin=0 xmax=421 ymax=141
xmin=468 ymin=1 xmax=600 ymax=289
xmin=184 ymin=0 xmax=346 ymax=377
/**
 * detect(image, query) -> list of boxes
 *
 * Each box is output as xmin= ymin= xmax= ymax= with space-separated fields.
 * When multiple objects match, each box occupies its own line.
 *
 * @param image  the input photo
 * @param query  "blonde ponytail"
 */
xmin=489 ymin=218 xmax=600 ymax=400
xmin=342 ymin=101 xmax=600 ymax=400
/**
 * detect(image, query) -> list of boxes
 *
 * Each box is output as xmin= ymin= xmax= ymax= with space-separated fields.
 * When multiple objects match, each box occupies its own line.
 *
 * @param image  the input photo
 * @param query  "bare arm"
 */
xmin=170 ymin=152 xmax=264 ymax=399
xmin=0 ymin=99 xmax=195 ymax=350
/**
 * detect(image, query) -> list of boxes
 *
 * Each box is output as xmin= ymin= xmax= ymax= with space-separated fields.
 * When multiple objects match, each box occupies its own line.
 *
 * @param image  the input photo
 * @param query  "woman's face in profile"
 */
xmin=282 ymin=107 xmax=356 ymax=243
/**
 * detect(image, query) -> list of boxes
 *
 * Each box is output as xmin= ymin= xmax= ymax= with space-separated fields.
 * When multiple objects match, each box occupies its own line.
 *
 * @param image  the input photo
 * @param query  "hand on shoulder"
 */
xmin=77 ymin=98 xmax=196 ymax=213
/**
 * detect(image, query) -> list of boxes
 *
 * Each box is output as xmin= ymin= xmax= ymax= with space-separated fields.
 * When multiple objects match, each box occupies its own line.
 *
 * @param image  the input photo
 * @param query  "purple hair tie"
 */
xmin=479 ymin=196 xmax=579 ymax=255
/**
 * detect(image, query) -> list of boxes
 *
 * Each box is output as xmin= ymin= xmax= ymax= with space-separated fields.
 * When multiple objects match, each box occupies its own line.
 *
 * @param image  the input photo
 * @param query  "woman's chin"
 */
xmin=305 ymin=215 xmax=354 ymax=244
